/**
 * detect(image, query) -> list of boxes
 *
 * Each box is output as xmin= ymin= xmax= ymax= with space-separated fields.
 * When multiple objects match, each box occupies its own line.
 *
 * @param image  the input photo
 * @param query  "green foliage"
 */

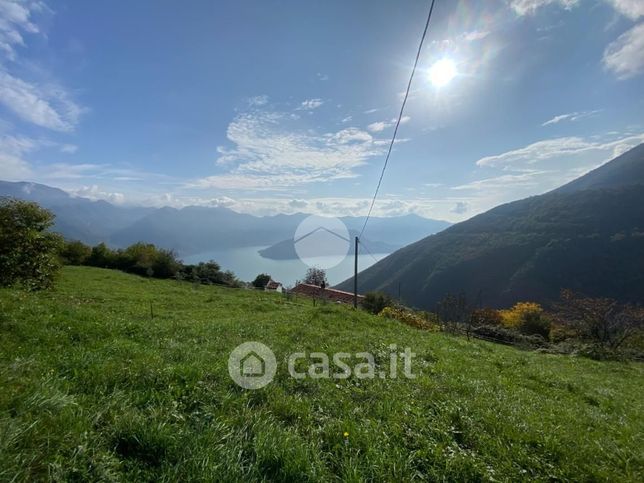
xmin=362 ymin=291 xmax=393 ymax=315
xmin=59 ymin=240 xmax=92 ymax=265
xmin=0 ymin=198 xmax=62 ymax=290
xmin=181 ymin=260 xmax=241 ymax=288
xmin=303 ymin=267 xmax=327 ymax=286
xmin=86 ymin=242 xmax=116 ymax=268
xmin=0 ymin=266 xmax=642 ymax=481
xmin=252 ymin=273 xmax=271 ymax=289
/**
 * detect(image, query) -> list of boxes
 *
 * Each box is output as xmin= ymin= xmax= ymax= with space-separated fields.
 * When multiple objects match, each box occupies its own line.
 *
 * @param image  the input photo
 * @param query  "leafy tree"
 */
xmin=252 ymin=273 xmax=271 ymax=289
xmin=60 ymin=240 xmax=92 ymax=265
xmin=471 ymin=308 xmax=503 ymax=327
xmin=303 ymin=267 xmax=327 ymax=287
xmin=363 ymin=291 xmax=393 ymax=315
xmin=86 ymin=242 xmax=116 ymax=268
xmin=0 ymin=198 xmax=63 ymax=290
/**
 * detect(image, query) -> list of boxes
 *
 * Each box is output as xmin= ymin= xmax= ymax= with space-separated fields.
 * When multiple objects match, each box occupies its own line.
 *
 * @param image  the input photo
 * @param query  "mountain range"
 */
xmin=336 ymin=143 xmax=644 ymax=309
xmin=0 ymin=181 xmax=450 ymax=258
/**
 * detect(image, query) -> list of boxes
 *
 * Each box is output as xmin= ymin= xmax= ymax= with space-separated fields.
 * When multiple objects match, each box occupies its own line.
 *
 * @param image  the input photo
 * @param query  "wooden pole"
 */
xmin=353 ymin=236 xmax=359 ymax=308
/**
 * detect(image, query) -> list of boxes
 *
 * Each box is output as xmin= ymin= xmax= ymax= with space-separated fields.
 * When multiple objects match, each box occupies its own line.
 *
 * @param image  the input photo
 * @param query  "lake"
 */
xmin=181 ymin=246 xmax=389 ymax=286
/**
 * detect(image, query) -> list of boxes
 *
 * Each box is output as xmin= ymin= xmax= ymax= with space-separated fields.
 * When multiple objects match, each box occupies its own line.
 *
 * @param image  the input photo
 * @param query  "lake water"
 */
xmin=181 ymin=246 xmax=389 ymax=286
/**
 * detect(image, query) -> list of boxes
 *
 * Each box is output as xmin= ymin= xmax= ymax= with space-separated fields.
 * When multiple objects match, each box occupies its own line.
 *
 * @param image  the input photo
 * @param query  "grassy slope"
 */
xmin=0 ymin=267 xmax=642 ymax=482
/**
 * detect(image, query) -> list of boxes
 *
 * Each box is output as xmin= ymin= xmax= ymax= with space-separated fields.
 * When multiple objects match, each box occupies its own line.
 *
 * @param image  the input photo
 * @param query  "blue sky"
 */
xmin=0 ymin=0 xmax=643 ymax=222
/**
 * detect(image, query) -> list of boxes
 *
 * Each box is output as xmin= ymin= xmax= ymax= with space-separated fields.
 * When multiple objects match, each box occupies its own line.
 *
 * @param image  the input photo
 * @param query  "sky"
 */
xmin=0 ymin=0 xmax=643 ymax=222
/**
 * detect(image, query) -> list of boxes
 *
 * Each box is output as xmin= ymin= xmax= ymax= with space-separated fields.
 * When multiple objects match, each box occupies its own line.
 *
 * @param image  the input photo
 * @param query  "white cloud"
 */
xmin=541 ymin=110 xmax=601 ymax=126
xmin=603 ymin=23 xmax=644 ymax=79
xmin=195 ymin=109 xmax=385 ymax=190
xmin=0 ymin=2 xmax=86 ymax=132
xmin=367 ymin=116 xmax=410 ymax=133
xmin=0 ymin=133 xmax=35 ymax=179
xmin=340 ymin=115 xmax=352 ymax=123
xmin=509 ymin=0 xmax=578 ymax=16
xmin=463 ymin=30 xmax=491 ymax=42
xmin=299 ymin=98 xmax=324 ymax=110
xmin=0 ymin=0 xmax=41 ymax=60
xmin=475 ymin=134 xmax=644 ymax=168
xmin=606 ymin=0 xmax=644 ymax=20
xmin=247 ymin=95 xmax=268 ymax=106
xmin=316 ymin=73 xmax=329 ymax=81
xmin=70 ymin=184 xmax=125 ymax=205
xmin=60 ymin=143 xmax=78 ymax=154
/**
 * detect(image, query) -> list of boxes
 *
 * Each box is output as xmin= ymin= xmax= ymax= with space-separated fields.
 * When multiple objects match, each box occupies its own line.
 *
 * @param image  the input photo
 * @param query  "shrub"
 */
xmin=500 ymin=302 xmax=550 ymax=338
xmin=379 ymin=306 xmax=437 ymax=331
xmin=363 ymin=291 xmax=393 ymax=315
xmin=60 ymin=240 xmax=92 ymax=265
xmin=0 ymin=198 xmax=63 ymax=290
xmin=554 ymin=290 xmax=643 ymax=350
xmin=472 ymin=325 xmax=548 ymax=348
xmin=252 ymin=273 xmax=271 ymax=289
xmin=86 ymin=242 xmax=116 ymax=268
xmin=471 ymin=308 xmax=502 ymax=327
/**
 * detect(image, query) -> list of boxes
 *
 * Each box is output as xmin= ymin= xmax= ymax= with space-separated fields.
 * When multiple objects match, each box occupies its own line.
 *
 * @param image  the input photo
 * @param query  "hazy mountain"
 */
xmin=0 ymin=180 xmax=450 ymax=258
xmin=0 ymin=181 xmax=153 ymax=244
xmin=258 ymin=230 xmax=400 ymax=260
xmin=336 ymin=144 xmax=644 ymax=308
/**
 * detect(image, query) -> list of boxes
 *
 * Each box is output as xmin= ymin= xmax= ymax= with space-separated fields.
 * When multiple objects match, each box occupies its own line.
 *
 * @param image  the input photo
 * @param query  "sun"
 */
xmin=428 ymin=59 xmax=457 ymax=88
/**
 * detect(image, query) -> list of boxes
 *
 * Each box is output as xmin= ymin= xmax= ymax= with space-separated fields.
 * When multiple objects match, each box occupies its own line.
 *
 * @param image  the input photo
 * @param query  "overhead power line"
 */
xmin=359 ymin=0 xmax=438 ymax=239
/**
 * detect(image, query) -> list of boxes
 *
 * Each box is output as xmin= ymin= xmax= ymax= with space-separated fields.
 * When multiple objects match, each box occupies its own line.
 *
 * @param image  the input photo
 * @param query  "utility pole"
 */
xmin=353 ymin=236 xmax=359 ymax=308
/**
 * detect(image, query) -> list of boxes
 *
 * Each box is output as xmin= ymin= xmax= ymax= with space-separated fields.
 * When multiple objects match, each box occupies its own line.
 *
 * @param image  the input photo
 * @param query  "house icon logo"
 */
xmin=293 ymin=215 xmax=351 ymax=269
xmin=228 ymin=341 xmax=276 ymax=389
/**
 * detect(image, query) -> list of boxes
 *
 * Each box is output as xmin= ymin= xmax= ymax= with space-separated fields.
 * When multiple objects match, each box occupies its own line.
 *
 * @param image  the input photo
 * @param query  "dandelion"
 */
xmin=343 ymin=431 xmax=349 ymax=438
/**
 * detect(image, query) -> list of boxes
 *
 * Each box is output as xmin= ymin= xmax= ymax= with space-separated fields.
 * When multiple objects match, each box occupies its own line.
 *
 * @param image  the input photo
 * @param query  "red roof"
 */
xmin=290 ymin=283 xmax=364 ymax=304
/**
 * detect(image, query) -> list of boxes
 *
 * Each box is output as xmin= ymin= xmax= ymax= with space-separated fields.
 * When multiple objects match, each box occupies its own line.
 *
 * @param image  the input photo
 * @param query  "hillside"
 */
xmin=0 ymin=267 xmax=642 ymax=480
xmin=337 ymin=144 xmax=644 ymax=309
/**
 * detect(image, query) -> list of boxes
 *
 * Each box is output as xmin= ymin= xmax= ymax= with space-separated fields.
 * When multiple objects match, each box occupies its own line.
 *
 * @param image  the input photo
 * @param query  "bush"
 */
xmin=471 ymin=308 xmax=502 ymax=327
xmin=363 ymin=291 xmax=393 ymax=315
xmin=0 ymin=198 xmax=63 ymax=290
xmin=501 ymin=302 xmax=550 ymax=338
xmin=379 ymin=306 xmax=438 ymax=331
xmin=60 ymin=240 xmax=92 ymax=265
xmin=472 ymin=325 xmax=548 ymax=348
xmin=252 ymin=273 xmax=271 ymax=289
xmin=86 ymin=242 xmax=116 ymax=268
xmin=554 ymin=290 xmax=643 ymax=351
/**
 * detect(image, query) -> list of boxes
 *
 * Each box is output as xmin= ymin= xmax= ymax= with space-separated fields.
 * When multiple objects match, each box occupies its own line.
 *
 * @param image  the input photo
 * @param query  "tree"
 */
xmin=555 ymin=290 xmax=643 ymax=350
xmin=86 ymin=243 xmax=115 ymax=268
xmin=363 ymin=291 xmax=393 ymax=315
xmin=0 ymin=198 xmax=63 ymax=290
xmin=436 ymin=292 xmax=472 ymax=332
xmin=303 ymin=267 xmax=327 ymax=287
xmin=500 ymin=302 xmax=550 ymax=338
xmin=252 ymin=273 xmax=271 ymax=289
xmin=60 ymin=240 xmax=92 ymax=265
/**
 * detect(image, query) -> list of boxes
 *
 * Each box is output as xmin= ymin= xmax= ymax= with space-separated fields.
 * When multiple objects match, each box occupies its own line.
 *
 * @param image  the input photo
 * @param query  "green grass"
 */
xmin=0 ymin=266 xmax=642 ymax=481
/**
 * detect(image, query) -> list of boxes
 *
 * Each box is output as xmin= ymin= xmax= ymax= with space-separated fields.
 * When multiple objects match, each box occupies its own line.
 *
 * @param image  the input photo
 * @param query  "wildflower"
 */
xmin=343 ymin=431 xmax=349 ymax=438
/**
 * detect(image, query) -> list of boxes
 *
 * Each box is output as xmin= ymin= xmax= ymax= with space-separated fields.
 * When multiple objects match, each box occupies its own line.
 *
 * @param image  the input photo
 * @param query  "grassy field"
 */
xmin=0 ymin=266 xmax=642 ymax=481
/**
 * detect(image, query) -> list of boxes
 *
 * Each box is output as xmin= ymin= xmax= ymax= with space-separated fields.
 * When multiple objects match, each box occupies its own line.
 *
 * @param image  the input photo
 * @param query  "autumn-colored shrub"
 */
xmin=500 ymin=302 xmax=550 ymax=338
xmin=379 ymin=306 xmax=438 ymax=331
xmin=471 ymin=308 xmax=502 ymax=326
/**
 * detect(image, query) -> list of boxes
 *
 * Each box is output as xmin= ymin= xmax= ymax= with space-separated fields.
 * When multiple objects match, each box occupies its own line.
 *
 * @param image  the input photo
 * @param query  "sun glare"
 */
xmin=428 ymin=58 xmax=457 ymax=87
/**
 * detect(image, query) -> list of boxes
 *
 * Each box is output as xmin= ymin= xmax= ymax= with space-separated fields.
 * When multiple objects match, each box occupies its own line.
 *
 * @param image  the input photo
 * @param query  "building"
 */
xmin=290 ymin=283 xmax=364 ymax=305
xmin=264 ymin=279 xmax=283 ymax=293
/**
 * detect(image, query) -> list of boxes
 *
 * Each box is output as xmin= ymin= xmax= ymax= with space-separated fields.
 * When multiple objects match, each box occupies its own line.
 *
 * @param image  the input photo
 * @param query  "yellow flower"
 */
xmin=343 ymin=431 xmax=349 ymax=438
